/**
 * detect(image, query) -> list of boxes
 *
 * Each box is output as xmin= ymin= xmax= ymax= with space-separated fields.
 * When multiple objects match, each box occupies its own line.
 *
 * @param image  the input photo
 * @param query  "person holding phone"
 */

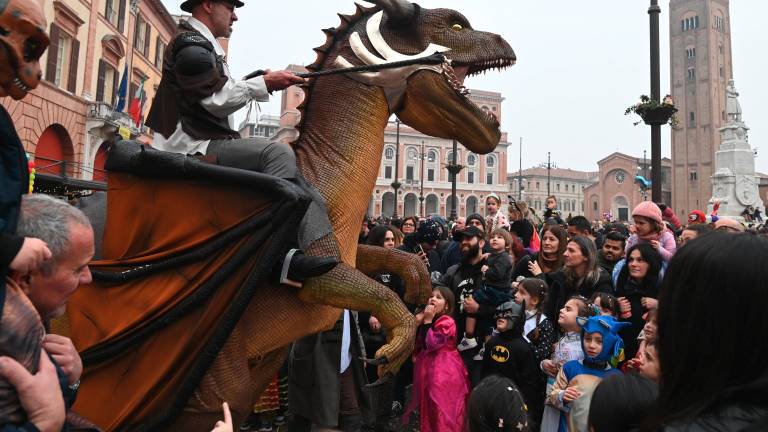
xmin=397 ymin=219 xmax=442 ymax=271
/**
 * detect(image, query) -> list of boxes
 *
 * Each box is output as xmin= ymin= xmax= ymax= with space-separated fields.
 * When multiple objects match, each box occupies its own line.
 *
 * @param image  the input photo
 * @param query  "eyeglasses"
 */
xmin=402 ymin=222 xmax=415 ymax=227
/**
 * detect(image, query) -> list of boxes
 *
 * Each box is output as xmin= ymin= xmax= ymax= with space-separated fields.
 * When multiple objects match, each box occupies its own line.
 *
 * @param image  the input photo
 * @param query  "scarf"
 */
xmin=637 ymin=227 xmax=664 ymax=242
xmin=0 ymin=278 xmax=45 ymax=424
xmin=537 ymin=251 xmax=562 ymax=274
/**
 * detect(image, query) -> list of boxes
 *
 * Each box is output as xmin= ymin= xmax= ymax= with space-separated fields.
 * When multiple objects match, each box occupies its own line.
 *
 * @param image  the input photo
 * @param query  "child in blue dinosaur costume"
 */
xmin=545 ymin=315 xmax=630 ymax=432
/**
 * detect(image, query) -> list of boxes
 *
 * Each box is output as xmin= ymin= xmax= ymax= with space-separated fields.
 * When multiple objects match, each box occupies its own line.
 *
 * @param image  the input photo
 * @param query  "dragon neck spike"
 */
xmin=363 ymin=0 xmax=416 ymax=25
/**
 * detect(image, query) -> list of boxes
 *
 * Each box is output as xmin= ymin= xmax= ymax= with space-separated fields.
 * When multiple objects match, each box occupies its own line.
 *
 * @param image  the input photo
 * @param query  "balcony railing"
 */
xmin=87 ymin=101 xmax=143 ymax=135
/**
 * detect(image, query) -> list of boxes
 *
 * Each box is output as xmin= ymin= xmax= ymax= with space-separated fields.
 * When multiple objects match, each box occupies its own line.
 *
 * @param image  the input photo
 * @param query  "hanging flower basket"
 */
xmin=625 ymin=95 xmax=679 ymax=127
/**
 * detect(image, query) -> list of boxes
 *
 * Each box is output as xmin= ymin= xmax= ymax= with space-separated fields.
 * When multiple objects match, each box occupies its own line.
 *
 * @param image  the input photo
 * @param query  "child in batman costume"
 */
xmin=482 ymin=301 xmax=544 ymax=427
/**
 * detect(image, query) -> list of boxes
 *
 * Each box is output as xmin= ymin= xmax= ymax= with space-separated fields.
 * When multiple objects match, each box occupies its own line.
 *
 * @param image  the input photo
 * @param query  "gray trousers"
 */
xmin=208 ymin=137 xmax=333 ymax=249
xmin=206 ymin=137 xmax=297 ymax=179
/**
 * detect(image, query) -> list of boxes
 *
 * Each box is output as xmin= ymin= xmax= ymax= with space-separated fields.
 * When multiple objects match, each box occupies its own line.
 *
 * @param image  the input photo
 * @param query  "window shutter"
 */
xmin=133 ymin=16 xmax=141 ymax=48
xmin=118 ymin=0 xmax=126 ymax=32
xmin=155 ymin=38 xmax=160 ymax=66
xmin=67 ymin=39 xmax=79 ymax=93
xmin=45 ymin=23 xmax=60 ymax=82
xmin=144 ymin=23 xmax=151 ymax=56
xmin=96 ymin=59 xmax=106 ymax=102
xmin=112 ymin=66 xmax=120 ymax=105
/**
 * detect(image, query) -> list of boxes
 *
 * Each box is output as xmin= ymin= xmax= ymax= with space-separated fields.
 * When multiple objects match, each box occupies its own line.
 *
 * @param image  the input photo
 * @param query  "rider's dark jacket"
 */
xmin=146 ymin=21 xmax=240 ymax=141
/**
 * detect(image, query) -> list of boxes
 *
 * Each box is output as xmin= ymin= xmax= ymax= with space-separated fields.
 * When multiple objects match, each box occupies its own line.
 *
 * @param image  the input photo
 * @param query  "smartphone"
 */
xmin=414 ymin=244 xmax=429 ymax=268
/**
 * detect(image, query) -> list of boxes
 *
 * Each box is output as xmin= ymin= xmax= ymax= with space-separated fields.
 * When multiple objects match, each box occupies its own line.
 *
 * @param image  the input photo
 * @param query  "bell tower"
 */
xmin=669 ymin=0 xmax=733 ymax=218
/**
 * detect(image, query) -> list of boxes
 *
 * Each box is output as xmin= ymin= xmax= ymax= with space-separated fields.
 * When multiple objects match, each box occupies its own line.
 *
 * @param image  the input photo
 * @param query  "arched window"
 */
xmin=467 ymin=154 xmax=476 ymax=166
xmin=407 ymin=147 xmax=417 ymax=161
xmin=428 ymin=149 xmax=438 ymax=163
xmin=486 ymin=155 xmax=495 ymax=167
xmin=384 ymin=146 xmax=394 ymax=160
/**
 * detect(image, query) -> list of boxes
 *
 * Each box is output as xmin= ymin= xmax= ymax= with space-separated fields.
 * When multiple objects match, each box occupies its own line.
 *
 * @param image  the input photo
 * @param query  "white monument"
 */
xmin=708 ymin=80 xmax=764 ymax=220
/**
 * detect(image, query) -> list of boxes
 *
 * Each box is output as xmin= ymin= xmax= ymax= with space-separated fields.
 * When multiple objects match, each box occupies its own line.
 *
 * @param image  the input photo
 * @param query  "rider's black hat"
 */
xmin=180 ymin=0 xmax=244 ymax=13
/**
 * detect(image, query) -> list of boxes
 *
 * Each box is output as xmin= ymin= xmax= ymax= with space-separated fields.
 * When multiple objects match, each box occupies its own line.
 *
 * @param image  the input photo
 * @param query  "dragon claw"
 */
xmin=365 ymin=373 xmax=393 ymax=388
xmin=359 ymin=355 xmax=390 ymax=366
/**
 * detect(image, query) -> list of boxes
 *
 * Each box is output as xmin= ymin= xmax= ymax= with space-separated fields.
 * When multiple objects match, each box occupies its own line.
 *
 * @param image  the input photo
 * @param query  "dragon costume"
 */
xmin=56 ymin=1 xmax=515 ymax=429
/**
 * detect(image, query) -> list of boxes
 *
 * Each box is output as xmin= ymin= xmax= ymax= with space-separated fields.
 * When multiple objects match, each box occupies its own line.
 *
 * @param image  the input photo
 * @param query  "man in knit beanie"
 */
xmin=466 ymin=213 xmax=486 ymax=233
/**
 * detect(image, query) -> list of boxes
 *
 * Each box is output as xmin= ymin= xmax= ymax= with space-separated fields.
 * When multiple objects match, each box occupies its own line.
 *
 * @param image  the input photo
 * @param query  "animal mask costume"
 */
xmin=577 ymin=315 xmax=631 ymax=367
xmin=0 ymin=0 xmax=50 ymax=100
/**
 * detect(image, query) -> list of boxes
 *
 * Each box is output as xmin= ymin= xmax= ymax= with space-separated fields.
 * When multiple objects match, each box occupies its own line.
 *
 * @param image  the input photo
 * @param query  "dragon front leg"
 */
xmin=355 ymin=244 xmax=432 ymax=306
xmin=298 ymin=262 xmax=416 ymax=378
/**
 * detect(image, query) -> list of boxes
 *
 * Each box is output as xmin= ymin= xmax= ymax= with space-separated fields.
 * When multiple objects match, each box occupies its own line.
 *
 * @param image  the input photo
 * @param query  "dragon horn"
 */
xmin=363 ymin=0 xmax=417 ymax=24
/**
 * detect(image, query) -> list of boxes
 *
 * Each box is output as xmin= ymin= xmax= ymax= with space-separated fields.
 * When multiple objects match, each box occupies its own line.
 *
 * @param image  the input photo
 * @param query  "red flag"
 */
xmin=129 ymin=78 xmax=146 ymax=127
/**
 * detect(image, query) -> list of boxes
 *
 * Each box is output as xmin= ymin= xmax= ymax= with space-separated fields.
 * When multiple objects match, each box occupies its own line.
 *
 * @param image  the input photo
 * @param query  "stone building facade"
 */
xmin=372 ymin=117 xmax=509 ymax=218
xmin=669 ymin=0 xmax=733 ymax=219
xmin=238 ymin=114 xmax=280 ymax=139
xmin=0 ymin=0 xmax=176 ymax=186
xmin=583 ymin=153 xmax=672 ymax=222
xmin=508 ymin=168 xmax=598 ymax=218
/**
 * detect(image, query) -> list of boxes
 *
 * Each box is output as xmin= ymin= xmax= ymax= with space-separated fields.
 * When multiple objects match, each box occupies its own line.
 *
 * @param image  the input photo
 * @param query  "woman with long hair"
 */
xmin=611 ymin=243 xmax=663 ymax=358
xmin=654 ymin=232 xmax=768 ymax=430
xmin=543 ymin=236 xmax=612 ymax=325
xmin=508 ymin=198 xmax=535 ymax=249
xmin=361 ymin=225 xmax=404 ymax=428
xmin=513 ymin=225 xmax=567 ymax=280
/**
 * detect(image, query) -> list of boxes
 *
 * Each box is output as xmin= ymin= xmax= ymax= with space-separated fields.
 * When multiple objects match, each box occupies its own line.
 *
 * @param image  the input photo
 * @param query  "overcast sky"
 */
xmin=163 ymin=0 xmax=768 ymax=174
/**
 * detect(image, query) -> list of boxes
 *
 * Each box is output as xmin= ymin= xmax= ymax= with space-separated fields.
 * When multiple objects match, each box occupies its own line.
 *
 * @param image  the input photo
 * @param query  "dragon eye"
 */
xmin=23 ymin=38 xmax=44 ymax=62
xmin=451 ymin=23 xmax=463 ymax=31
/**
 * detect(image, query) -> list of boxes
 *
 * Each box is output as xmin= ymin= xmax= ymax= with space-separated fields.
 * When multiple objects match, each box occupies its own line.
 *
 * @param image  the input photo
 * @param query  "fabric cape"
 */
xmin=52 ymin=142 xmax=309 ymax=430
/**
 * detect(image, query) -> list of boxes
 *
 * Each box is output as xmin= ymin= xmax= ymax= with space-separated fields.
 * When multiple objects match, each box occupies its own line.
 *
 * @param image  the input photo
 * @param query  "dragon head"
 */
xmin=340 ymin=0 xmax=516 ymax=154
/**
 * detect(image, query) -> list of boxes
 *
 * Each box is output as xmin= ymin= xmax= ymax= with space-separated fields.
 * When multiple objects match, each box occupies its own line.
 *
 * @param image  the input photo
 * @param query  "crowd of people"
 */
xmin=2 ymin=0 xmax=768 ymax=430
xmin=3 ymin=192 xmax=768 ymax=432
xmin=327 ymin=193 xmax=767 ymax=432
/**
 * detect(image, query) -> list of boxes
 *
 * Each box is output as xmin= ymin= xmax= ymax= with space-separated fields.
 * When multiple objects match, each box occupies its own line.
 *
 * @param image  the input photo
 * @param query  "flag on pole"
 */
xmin=129 ymin=78 xmax=146 ymax=127
xmin=114 ymin=65 xmax=129 ymax=112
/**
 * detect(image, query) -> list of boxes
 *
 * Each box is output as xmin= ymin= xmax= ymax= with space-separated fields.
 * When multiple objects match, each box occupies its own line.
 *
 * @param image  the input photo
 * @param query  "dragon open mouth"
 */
xmin=442 ymin=56 xmax=516 ymax=125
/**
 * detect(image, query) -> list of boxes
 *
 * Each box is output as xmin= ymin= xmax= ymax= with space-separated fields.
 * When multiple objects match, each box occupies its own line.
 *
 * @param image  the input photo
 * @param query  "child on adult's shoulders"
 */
xmin=458 ymin=228 xmax=514 ymax=357
xmin=626 ymin=201 xmax=676 ymax=262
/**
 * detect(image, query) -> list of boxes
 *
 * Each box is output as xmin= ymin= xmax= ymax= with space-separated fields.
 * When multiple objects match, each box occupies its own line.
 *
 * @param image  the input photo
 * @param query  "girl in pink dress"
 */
xmin=405 ymin=285 xmax=470 ymax=432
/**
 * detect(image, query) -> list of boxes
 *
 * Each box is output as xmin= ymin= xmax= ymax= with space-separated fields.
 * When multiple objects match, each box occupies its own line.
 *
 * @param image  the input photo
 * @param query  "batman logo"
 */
xmin=490 ymin=345 xmax=510 ymax=363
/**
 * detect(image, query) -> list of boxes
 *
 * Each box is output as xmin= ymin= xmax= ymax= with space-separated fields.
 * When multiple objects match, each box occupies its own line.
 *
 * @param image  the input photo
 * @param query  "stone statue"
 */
xmin=726 ymin=79 xmax=742 ymax=123
xmin=709 ymin=79 xmax=764 ymax=220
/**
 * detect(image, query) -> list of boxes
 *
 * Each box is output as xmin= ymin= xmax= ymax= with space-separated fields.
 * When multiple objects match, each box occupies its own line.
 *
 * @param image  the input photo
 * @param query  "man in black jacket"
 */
xmin=0 ymin=0 xmax=52 ymax=286
xmin=145 ymin=0 xmax=335 ymax=286
xmin=440 ymin=225 xmax=494 ymax=384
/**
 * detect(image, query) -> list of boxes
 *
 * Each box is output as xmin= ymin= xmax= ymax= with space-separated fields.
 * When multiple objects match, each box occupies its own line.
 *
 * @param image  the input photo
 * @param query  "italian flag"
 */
xmin=129 ymin=78 xmax=146 ymax=127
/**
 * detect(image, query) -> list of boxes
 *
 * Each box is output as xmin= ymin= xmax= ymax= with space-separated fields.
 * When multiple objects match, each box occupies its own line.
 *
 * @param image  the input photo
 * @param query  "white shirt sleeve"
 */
xmin=199 ymin=75 xmax=270 ymax=118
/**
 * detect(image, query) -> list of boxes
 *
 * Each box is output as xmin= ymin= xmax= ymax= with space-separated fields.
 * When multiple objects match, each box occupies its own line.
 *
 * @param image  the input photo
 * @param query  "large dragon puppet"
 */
xmin=59 ymin=1 xmax=515 ymax=429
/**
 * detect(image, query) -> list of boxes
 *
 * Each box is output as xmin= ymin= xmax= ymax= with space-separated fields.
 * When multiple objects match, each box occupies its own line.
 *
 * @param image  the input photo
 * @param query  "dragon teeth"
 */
xmin=13 ymin=77 xmax=30 ymax=91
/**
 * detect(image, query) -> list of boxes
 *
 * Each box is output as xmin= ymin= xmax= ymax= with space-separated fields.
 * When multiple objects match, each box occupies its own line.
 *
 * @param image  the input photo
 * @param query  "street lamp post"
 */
xmin=547 ymin=152 xmax=552 ymax=197
xmin=447 ymin=139 xmax=464 ymax=221
xmin=518 ymin=137 xmax=523 ymax=200
xmin=643 ymin=149 xmax=648 ymax=179
xmin=649 ymin=0 xmax=662 ymax=201
xmin=419 ymin=140 xmax=425 ymax=217
xmin=390 ymin=119 xmax=401 ymax=218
